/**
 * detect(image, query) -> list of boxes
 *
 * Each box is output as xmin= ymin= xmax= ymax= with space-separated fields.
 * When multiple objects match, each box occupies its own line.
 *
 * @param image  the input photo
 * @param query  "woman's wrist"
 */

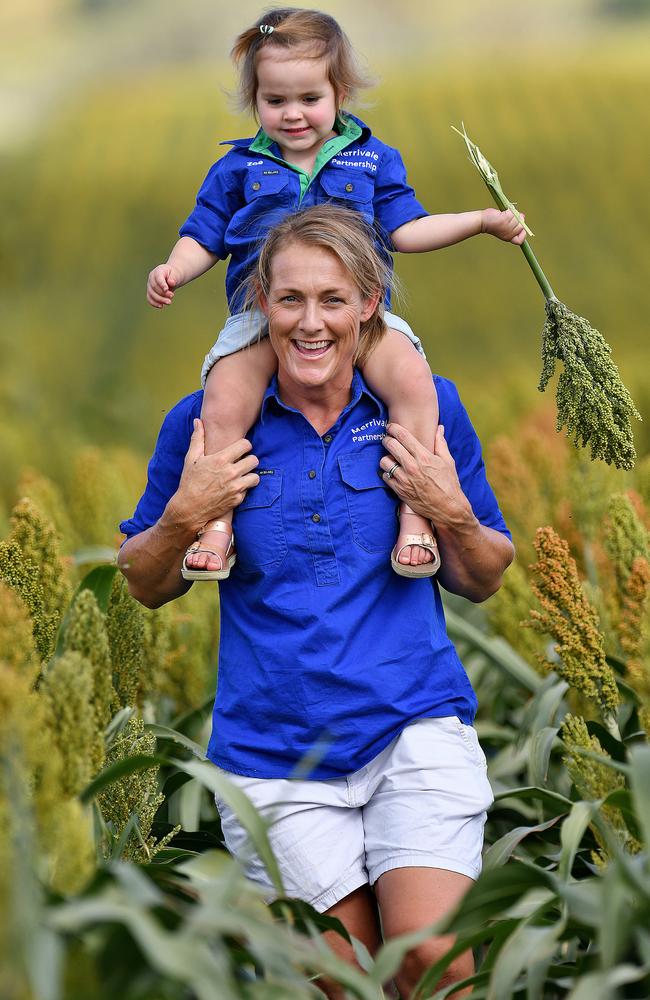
xmin=160 ymin=493 xmax=204 ymax=540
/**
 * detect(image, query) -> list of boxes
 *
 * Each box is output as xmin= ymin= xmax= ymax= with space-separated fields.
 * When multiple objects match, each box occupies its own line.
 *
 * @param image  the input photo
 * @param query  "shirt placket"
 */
xmin=300 ymin=421 xmax=341 ymax=587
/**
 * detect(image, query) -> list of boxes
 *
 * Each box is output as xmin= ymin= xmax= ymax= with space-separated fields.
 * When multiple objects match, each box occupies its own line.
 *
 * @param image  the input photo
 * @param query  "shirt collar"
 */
xmin=260 ymin=369 xmax=384 ymax=421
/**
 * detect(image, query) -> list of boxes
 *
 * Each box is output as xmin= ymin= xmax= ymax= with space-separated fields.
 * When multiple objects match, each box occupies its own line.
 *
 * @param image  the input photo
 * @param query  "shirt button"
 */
xmin=308 ymin=469 xmax=317 ymax=479
xmin=323 ymin=434 xmax=333 ymax=443
xmin=311 ymin=513 xmax=321 ymax=523
xmin=252 ymin=181 xmax=261 ymax=191
xmin=345 ymin=182 xmax=353 ymax=192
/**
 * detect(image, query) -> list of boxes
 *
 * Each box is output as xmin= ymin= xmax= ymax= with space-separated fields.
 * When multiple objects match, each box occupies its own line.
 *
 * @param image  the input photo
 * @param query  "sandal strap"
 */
xmin=198 ymin=519 xmax=231 ymax=538
xmin=394 ymin=533 xmax=439 ymax=562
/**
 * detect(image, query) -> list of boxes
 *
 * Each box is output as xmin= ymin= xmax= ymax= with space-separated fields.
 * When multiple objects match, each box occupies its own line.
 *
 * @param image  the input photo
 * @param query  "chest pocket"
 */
xmin=243 ymin=170 xmax=289 ymax=203
xmin=320 ymin=169 xmax=375 ymax=207
xmin=338 ymin=453 xmax=397 ymax=553
xmin=233 ymin=471 xmax=287 ymax=570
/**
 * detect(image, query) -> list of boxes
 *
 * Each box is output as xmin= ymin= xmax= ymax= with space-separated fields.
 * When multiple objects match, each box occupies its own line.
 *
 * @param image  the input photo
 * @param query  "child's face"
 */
xmin=255 ymin=46 xmax=340 ymax=160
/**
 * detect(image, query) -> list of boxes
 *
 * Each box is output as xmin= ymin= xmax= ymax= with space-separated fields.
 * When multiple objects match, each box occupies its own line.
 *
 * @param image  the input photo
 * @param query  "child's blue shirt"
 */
xmin=179 ymin=113 xmax=428 ymax=313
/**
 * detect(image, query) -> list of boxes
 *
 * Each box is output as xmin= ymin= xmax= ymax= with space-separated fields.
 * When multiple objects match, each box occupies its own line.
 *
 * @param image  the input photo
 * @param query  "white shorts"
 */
xmin=213 ymin=716 xmax=494 ymax=913
xmin=200 ymin=308 xmax=426 ymax=386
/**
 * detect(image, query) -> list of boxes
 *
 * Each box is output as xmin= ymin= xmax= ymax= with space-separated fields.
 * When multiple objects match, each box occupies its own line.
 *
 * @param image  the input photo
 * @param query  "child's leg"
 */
xmin=361 ymin=328 xmax=439 ymax=568
xmin=184 ymin=338 xmax=278 ymax=573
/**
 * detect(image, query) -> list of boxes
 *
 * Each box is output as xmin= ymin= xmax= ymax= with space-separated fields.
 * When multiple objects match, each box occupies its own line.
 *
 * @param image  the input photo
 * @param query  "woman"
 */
xmin=119 ymin=204 xmax=514 ymax=998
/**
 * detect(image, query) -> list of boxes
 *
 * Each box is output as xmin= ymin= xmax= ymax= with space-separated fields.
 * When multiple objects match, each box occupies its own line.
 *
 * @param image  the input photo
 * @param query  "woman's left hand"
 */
xmin=380 ymin=422 xmax=515 ymax=602
xmin=380 ymin=423 xmax=476 ymax=531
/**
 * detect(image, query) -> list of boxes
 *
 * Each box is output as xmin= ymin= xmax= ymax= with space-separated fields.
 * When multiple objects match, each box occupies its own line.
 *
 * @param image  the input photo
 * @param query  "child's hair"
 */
xmin=231 ymin=7 xmax=373 ymax=116
xmin=246 ymin=204 xmax=390 ymax=367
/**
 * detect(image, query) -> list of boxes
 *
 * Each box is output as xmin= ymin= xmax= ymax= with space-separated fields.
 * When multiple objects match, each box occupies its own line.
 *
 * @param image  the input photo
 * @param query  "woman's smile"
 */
xmin=292 ymin=338 xmax=333 ymax=357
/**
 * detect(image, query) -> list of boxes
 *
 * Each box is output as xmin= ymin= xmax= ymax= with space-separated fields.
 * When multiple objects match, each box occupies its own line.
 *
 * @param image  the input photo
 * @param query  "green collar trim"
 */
xmin=248 ymin=113 xmax=362 ymax=201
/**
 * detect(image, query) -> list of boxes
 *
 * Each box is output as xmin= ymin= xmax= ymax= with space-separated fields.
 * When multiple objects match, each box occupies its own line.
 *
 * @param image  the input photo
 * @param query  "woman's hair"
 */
xmin=231 ymin=8 xmax=373 ymax=116
xmin=247 ymin=204 xmax=392 ymax=366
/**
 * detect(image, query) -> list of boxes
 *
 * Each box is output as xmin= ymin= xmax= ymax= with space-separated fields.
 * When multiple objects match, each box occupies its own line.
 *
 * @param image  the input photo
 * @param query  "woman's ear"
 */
xmin=258 ymin=287 xmax=269 ymax=316
xmin=360 ymin=289 xmax=381 ymax=322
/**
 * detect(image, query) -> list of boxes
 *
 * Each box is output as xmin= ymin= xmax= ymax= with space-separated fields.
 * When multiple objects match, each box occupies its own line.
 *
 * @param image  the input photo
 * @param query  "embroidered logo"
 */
xmin=351 ymin=418 xmax=386 ymax=443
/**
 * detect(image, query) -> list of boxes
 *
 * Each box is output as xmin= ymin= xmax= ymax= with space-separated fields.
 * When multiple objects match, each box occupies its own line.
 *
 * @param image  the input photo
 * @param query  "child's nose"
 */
xmin=283 ymin=103 xmax=302 ymax=121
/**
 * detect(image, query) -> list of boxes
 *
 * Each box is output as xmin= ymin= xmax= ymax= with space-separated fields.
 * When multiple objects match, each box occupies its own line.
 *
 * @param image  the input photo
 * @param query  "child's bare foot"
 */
xmin=391 ymin=504 xmax=441 ymax=578
xmin=181 ymin=518 xmax=236 ymax=580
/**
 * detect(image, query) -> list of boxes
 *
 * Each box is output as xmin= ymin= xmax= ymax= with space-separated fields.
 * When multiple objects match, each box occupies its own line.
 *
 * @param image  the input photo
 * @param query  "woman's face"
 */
xmin=261 ymin=242 xmax=378 ymax=393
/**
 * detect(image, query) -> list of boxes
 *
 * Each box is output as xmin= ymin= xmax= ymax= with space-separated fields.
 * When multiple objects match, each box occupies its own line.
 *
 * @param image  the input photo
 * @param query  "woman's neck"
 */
xmin=277 ymin=374 xmax=353 ymax=436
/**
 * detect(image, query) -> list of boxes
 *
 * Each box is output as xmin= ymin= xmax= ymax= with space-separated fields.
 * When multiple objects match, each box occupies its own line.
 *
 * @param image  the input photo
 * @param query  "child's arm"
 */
xmin=361 ymin=329 xmax=438 ymax=452
xmin=147 ymin=236 xmax=219 ymax=308
xmin=391 ymin=208 xmax=525 ymax=254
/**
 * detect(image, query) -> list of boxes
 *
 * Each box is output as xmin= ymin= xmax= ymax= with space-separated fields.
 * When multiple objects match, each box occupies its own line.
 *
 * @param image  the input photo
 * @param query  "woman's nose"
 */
xmin=299 ymin=302 xmax=324 ymax=332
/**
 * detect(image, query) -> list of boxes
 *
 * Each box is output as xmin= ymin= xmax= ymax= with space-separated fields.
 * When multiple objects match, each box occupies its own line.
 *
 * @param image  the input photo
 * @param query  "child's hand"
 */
xmin=147 ymin=264 xmax=182 ymax=308
xmin=481 ymin=208 xmax=526 ymax=245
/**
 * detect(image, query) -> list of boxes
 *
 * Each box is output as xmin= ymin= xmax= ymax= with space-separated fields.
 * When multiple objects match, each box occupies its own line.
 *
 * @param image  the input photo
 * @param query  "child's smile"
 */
xmin=255 ymin=47 xmax=341 ymax=169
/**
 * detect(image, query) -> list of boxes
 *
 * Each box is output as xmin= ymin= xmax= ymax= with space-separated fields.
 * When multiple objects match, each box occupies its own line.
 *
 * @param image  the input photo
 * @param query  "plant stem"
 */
xmin=520 ymin=239 xmax=557 ymax=303
xmin=485 ymin=186 xmax=557 ymax=302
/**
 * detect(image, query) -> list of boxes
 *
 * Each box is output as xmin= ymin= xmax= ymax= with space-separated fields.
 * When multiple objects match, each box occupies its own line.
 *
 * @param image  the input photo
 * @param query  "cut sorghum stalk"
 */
xmin=453 ymin=123 xmax=640 ymax=469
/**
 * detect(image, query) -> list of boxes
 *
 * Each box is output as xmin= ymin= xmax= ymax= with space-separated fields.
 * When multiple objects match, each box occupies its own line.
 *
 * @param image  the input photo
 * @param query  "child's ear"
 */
xmin=337 ymin=88 xmax=349 ymax=109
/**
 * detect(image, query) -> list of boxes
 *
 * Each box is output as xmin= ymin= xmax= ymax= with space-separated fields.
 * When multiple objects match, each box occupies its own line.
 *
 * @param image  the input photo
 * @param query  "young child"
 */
xmin=147 ymin=7 xmax=525 ymax=581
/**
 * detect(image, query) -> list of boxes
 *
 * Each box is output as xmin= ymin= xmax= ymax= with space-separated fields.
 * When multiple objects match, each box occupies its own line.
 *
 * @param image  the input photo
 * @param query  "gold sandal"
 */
xmin=181 ymin=519 xmax=236 ymax=581
xmin=391 ymin=505 xmax=441 ymax=579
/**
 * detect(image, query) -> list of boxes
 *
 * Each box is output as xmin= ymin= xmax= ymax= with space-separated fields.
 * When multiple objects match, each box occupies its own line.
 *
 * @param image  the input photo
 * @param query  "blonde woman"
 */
xmin=123 ymin=205 xmax=514 ymax=998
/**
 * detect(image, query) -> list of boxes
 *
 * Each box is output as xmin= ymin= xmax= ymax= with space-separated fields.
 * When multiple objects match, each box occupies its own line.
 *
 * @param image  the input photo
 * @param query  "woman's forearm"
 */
xmin=118 ymin=497 xmax=198 ymax=608
xmin=433 ymin=511 xmax=515 ymax=602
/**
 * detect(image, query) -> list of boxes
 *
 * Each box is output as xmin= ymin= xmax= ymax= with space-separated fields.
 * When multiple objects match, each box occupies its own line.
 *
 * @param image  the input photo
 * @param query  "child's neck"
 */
xmin=278 ymin=129 xmax=337 ymax=175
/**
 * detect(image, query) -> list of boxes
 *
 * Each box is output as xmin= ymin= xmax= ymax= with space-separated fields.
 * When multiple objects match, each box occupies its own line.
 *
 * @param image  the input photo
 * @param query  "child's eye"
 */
xmin=303 ymin=96 xmax=320 ymax=104
xmin=266 ymin=98 xmax=283 ymax=106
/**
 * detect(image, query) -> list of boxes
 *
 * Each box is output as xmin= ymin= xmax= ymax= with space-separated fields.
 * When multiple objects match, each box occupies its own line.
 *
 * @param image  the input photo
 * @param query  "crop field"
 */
xmin=2 ymin=6 xmax=650 ymax=995
xmin=2 ymin=44 xmax=650 ymax=510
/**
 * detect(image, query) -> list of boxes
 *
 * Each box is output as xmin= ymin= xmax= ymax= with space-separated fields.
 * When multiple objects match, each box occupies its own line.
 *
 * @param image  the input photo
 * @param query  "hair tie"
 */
xmin=259 ymin=24 xmax=274 ymax=34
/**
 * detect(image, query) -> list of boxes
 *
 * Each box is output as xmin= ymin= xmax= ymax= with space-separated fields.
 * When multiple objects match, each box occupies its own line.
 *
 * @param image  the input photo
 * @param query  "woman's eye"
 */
xmin=326 ymin=297 xmax=343 ymax=304
xmin=280 ymin=295 xmax=298 ymax=303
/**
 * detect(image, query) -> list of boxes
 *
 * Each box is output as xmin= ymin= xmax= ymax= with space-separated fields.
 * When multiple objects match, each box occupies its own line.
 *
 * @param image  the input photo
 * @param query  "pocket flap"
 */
xmin=338 ymin=454 xmax=386 ymax=492
xmin=244 ymin=171 xmax=289 ymax=200
xmin=320 ymin=169 xmax=374 ymax=203
xmin=238 ymin=471 xmax=282 ymax=510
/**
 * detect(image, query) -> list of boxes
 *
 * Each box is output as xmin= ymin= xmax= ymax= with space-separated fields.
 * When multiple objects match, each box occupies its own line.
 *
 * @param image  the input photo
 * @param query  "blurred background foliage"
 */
xmin=1 ymin=0 xmax=649 ymax=531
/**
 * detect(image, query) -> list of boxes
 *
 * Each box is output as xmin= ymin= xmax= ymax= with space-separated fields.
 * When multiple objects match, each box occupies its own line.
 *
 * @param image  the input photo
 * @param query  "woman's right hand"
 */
xmin=169 ymin=419 xmax=260 ymax=533
xmin=147 ymin=263 xmax=183 ymax=308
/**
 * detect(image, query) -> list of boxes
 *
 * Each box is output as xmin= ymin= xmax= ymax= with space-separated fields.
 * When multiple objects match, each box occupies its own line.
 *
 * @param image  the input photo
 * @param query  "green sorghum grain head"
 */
xmin=40 ymin=650 xmax=102 ymax=798
xmin=46 ymin=798 xmax=96 ymax=896
xmin=618 ymin=556 xmax=650 ymax=722
xmin=539 ymin=299 xmax=640 ymax=470
xmin=106 ymin=574 xmax=145 ymax=709
xmin=98 ymin=714 xmax=178 ymax=862
xmin=560 ymin=713 xmax=638 ymax=859
xmin=10 ymin=497 xmax=71 ymax=627
xmin=17 ymin=468 xmax=75 ymax=553
xmin=0 ymin=540 xmax=56 ymax=662
xmin=0 ymin=582 xmax=39 ymax=683
xmin=64 ymin=588 xmax=115 ymax=743
xmin=159 ymin=587 xmax=217 ymax=714
xmin=604 ymin=493 xmax=649 ymax=593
